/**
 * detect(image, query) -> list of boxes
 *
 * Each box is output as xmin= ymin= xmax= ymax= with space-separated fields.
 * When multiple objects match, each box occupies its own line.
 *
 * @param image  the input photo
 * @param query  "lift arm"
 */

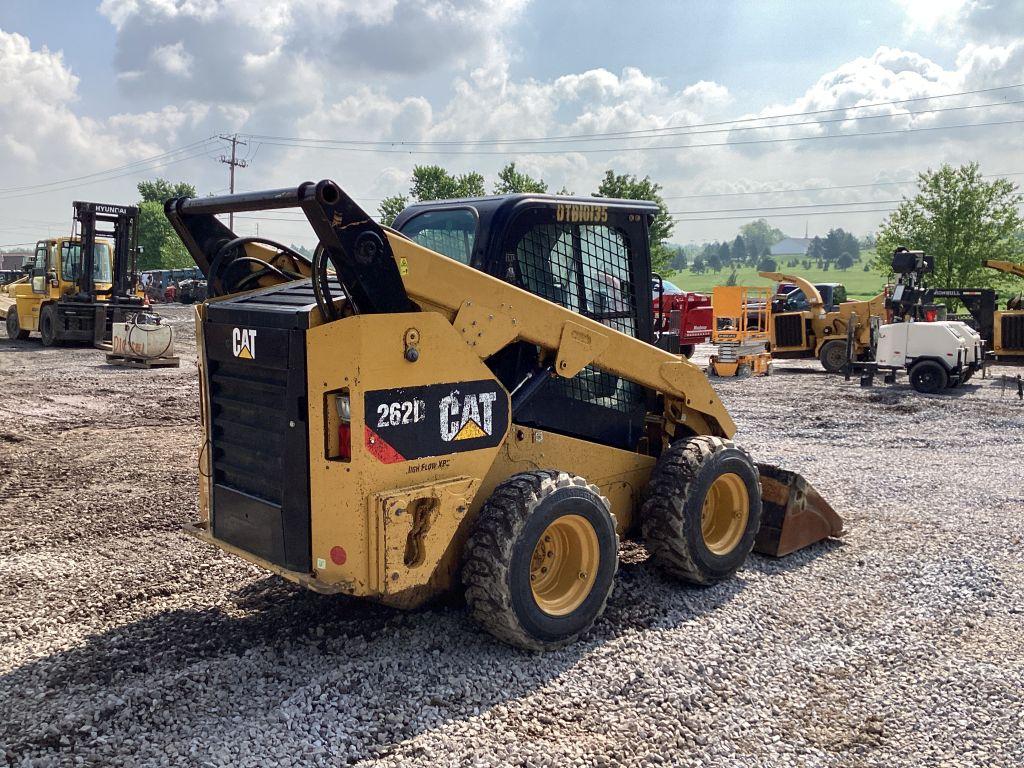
xmin=984 ymin=259 xmax=1024 ymax=279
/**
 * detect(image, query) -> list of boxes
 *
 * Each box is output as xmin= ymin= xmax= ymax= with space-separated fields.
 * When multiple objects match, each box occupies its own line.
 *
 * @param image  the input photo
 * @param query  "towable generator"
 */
xmin=166 ymin=182 xmax=841 ymax=650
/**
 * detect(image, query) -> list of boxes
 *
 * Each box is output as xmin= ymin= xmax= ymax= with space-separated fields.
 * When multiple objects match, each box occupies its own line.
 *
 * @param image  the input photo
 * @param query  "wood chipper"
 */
xmin=708 ymin=286 xmax=773 ymax=378
xmin=165 ymin=181 xmax=842 ymax=650
xmin=760 ymin=271 xmax=884 ymax=373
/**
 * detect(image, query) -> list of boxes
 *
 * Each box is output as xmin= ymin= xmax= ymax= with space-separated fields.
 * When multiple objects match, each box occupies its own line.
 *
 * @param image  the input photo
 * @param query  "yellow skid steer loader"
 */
xmin=165 ymin=181 xmax=842 ymax=650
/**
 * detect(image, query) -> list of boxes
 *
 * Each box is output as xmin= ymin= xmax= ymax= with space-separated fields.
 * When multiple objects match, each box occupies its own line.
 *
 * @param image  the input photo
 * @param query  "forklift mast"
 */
xmin=73 ymin=201 xmax=140 ymax=300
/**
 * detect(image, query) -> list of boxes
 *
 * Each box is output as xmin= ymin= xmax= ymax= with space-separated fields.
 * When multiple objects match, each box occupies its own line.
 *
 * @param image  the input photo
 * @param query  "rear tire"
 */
xmin=642 ymin=436 xmax=761 ymax=585
xmin=909 ymin=360 xmax=948 ymax=394
xmin=818 ymin=340 xmax=847 ymax=374
xmin=39 ymin=305 xmax=59 ymax=347
xmin=462 ymin=471 xmax=618 ymax=651
xmin=681 ymin=344 xmax=695 ymax=359
xmin=6 ymin=310 xmax=29 ymax=340
xmin=736 ymin=363 xmax=752 ymax=379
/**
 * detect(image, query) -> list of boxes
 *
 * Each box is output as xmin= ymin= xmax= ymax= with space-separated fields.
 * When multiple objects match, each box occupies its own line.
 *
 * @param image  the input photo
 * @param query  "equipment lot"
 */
xmin=1 ymin=305 xmax=1021 ymax=767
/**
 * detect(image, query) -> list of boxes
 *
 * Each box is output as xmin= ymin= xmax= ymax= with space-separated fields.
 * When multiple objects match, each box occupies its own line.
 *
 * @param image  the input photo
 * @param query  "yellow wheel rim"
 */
xmin=530 ymin=515 xmax=600 ymax=616
xmin=700 ymin=473 xmax=750 ymax=555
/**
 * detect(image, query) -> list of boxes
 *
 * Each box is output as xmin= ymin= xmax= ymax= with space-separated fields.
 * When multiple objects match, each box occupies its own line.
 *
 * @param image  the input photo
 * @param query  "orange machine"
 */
xmin=709 ymin=286 xmax=772 ymax=378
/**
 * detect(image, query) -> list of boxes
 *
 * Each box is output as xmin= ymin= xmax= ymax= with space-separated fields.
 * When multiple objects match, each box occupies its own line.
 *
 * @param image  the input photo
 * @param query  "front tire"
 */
xmin=39 ymin=305 xmax=58 ymax=347
xmin=6 ymin=310 xmax=29 ymax=340
xmin=462 ymin=471 xmax=618 ymax=651
xmin=818 ymin=340 xmax=847 ymax=374
xmin=642 ymin=436 xmax=761 ymax=585
xmin=909 ymin=360 xmax=948 ymax=393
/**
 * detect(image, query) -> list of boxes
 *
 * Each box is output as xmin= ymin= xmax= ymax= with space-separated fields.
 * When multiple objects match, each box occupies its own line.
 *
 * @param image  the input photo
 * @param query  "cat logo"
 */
xmin=231 ymin=328 xmax=257 ymax=359
xmin=439 ymin=389 xmax=497 ymax=442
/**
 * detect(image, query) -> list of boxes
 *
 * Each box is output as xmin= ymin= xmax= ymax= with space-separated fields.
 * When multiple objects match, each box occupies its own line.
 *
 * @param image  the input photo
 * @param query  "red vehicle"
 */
xmin=652 ymin=278 xmax=712 ymax=358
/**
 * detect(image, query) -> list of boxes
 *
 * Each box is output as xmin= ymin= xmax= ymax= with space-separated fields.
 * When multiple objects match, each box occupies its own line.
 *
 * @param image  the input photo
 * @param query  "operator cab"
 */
xmin=395 ymin=194 xmax=659 ymax=451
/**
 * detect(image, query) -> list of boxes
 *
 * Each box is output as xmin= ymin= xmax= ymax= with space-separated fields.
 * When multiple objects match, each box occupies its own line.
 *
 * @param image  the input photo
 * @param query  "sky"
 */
xmin=0 ymin=0 xmax=1023 ymax=250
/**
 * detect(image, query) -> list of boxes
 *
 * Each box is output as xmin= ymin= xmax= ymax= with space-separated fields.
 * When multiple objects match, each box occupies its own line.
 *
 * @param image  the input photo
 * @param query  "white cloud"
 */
xmin=151 ymin=41 xmax=193 ymax=76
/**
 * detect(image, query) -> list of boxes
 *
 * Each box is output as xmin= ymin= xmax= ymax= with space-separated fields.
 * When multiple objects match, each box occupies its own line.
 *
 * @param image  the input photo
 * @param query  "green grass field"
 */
xmin=665 ymin=255 xmax=887 ymax=300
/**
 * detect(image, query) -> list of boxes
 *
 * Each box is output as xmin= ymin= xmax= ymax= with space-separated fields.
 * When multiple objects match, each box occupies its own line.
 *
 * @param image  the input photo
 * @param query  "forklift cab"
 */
xmin=28 ymin=239 xmax=114 ymax=296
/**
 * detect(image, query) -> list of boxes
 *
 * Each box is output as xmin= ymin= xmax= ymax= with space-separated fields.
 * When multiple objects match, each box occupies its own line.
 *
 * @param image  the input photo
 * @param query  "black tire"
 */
xmin=735 ymin=363 xmax=752 ymax=379
xmin=681 ymin=344 xmax=695 ymax=359
xmin=39 ymin=305 xmax=59 ymax=347
xmin=6 ymin=310 xmax=29 ymax=340
xmin=641 ymin=436 xmax=761 ymax=585
xmin=462 ymin=471 xmax=618 ymax=651
xmin=909 ymin=360 xmax=948 ymax=394
xmin=961 ymin=367 xmax=975 ymax=383
xmin=818 ymin=340 xmax=847 ymax=374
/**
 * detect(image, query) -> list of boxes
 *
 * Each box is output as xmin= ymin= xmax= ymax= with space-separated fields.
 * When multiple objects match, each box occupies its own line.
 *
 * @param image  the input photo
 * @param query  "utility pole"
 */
xmin=219 ymin=134 xmax=248 ymax=230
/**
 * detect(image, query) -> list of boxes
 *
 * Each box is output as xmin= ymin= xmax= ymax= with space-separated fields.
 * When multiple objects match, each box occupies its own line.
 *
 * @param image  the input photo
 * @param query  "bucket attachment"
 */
xmin=754 ymin=464 xmax=843 ymax=557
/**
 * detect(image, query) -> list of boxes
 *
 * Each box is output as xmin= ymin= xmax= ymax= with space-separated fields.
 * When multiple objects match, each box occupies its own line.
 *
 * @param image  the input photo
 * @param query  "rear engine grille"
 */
xmin=1003 ymin=314 xmax=1024 ymax=351
xmin=774 ymin=313 xmax=804 ymax=347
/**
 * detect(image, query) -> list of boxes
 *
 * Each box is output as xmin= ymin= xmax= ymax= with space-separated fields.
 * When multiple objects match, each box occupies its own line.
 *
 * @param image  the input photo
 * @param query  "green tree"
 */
xmin=757 ymin=256 xmax=778 ymax=272
xmin=135 ymin=179 xmax=197 ymax=269
xmin=410 ymin=165 xmax=486 ymax=201
xmin=725 ymin=271 xmax=738 ymax=286
xmin=137 ymin=200 xmax=190 ymax=270
xmin=807 ymin=236 xmax=825 ymax=264
xmin=138 ymin=179 xmax=196 ymax=203
xmin=493 ymin=162 xmax=547 ymax=194
xmin=731 ymin=235 xmax=746 ymax=266
xmin=707 ymin=252 xmax=722 ymax=273
xmin=739 ymin=219 xmax=785 ymax=257
xmin=837 ymin=252 xmax=854 ymax=271
xmin=594 ymin=170 xmax=674 ymax=272
xmin=691 ymin=257 xmax=705 ymax=274
xmin=874 ymin=163 xmax=1024 ymax=289
xmin=378 ymin=195 xmax=409 ymax=227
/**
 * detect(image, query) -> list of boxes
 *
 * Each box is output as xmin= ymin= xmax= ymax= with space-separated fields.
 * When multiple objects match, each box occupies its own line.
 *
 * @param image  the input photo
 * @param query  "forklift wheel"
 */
xmin=818 ymin=340 xmax=847 ymax=374
xmin=39 ymin=305 xmax=59 ymax=347
xmin=909 ymin=360 xmax=948 ymax=394
xmin=462 ymin=470 xmax=618 ymax=651
xmin=681 ymin=344 xmax=695 ymax=359
xmin=642 ymin=436 xmax=761 ymax=585
xmin=5 ymin=310 xmax=29 ymax=341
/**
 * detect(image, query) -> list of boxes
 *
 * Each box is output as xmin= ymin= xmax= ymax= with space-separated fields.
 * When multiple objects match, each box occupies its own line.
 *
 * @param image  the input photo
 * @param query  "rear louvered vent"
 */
xmin=209 ymin=359 xmax=288 ymax=504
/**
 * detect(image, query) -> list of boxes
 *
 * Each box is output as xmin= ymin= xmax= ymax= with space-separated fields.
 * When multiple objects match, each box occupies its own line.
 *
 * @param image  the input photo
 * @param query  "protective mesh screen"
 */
xmin=514 ymin=222 xmax=643 ymax=413
xmin=410 ymin=228 xmax=473 ymax=264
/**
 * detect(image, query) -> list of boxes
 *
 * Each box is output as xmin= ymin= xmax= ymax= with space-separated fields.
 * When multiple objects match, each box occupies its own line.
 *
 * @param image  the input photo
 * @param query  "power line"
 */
xmin=249 ymin=117 xmax=1024 ymax=156
xmin=0 ymin=146 xmax=217 ymax=201
xmin=242 ymin=82 xmax=1024 ymax=147
xmin=668 ymin=199 xmax=905 ymax=215
xmin=663 ymin=171 xmax=1024 ymax=200
xmin=672 ymin=207 xmax=898 ymax=223
xmin=0 ymin=138 xmax=217 ymax=195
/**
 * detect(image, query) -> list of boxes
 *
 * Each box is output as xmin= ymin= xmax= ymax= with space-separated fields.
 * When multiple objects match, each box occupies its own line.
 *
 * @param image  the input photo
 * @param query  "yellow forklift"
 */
xmin=1 ymin=202 xmax=145 ymax=345
xmin=983 ymin=259 xmax=1024 ymax=357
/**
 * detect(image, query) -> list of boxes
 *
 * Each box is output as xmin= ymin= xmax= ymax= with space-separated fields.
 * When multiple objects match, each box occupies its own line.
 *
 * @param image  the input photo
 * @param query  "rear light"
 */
xmin=336 ymin=394 xmax=351 ymax=461
xmin=924 ymin=309 xmax=938 ymax=322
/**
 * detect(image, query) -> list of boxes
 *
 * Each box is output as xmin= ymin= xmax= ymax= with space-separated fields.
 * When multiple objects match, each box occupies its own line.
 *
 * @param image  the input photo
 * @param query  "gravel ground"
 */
xmin=1 ymin=305 xmax=1022 ymax=767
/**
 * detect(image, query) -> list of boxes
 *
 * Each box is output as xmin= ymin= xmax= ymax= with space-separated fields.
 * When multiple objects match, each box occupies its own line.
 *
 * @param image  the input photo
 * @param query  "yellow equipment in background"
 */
xmin=983 ymin=259 xmax=1024 ymax=357
xmin=759 ymin=271 xmax=884 ymax=373
xmin=709 ymin=286 xmax=773 ymax=378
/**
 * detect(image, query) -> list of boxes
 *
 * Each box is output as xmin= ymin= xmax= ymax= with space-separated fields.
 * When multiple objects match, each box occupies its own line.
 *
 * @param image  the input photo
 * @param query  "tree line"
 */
xmin=132 ymin=162 xmax=1022 ymax=289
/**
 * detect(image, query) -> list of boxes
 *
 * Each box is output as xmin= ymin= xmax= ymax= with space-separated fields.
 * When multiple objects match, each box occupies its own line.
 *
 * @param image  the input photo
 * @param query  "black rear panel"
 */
xmin=774 ymin=313 xmax=805 ymax=347
xmin=203 ymin=280 xmax=330 ymax=573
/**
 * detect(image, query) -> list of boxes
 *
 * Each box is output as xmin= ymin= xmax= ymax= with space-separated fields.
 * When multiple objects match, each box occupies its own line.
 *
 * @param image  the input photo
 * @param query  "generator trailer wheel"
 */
xmin=6 ymin=310 xmax=29 ymax=340
xmin=462 ymin=470 xmax=618 ymax=651
xmin=909 ymin=360 xmax=948 ymax=394
xmin=818 ymin=340 xmax=848 ymax=374
xmin=39 ymin=305 xmax=59 ymax=347
xmin=642 ymin=436 xmax=761 ymax=584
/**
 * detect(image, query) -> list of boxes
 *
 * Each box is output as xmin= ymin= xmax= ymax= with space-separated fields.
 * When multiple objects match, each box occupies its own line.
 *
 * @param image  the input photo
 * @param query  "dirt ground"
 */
xmin=1 ymin=305 xmax=1022 ymax=767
